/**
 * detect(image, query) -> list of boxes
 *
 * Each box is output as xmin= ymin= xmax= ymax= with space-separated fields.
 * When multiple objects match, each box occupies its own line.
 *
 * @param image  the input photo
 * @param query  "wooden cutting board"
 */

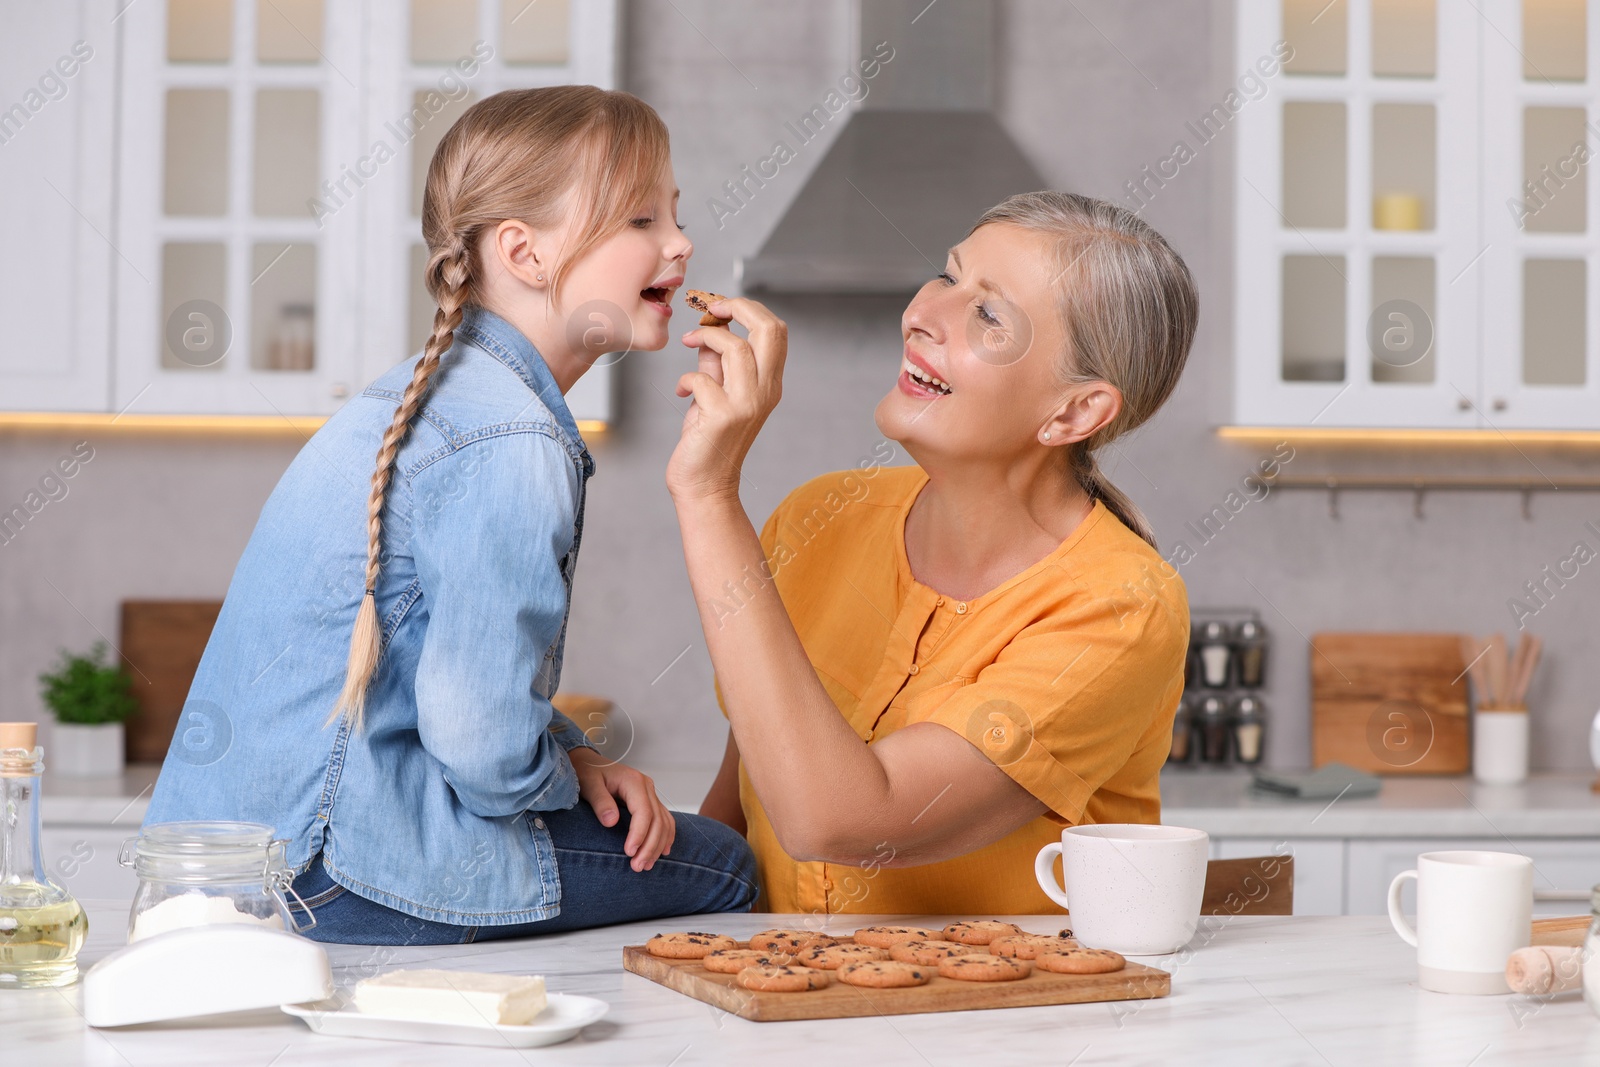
xmin=622 ymin=944 xmax=1170 ymax=1022
xmin=1311 ymin=632 xmax=1469 ymax=774
xmin=120 ymin=600 xmax=224 ymax=763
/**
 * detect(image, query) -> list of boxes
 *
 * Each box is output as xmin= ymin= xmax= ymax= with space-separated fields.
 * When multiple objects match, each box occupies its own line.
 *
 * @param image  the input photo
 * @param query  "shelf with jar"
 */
xmin=1167 ymin=609 xmax=1269 ymax=770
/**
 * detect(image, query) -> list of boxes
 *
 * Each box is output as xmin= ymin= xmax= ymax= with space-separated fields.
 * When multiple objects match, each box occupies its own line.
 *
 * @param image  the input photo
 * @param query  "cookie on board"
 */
xmin=853 ymin=925 xmax=945 ymax=948
xmin=797 ymin=942 xmax=888 ymax=970
xmin=936 ymin=954 xmax=1034 ymax=982
xmin=888 ymin=939 xmax=982 ymax=966
xmin=702 ymin=948 xmax=794 ymax=974
xmin=646 ymin=932 xmax=739 ymax=959
xmin=735 ymin=964 xmax=831 ymax=992
xmin=1036 ymin=948 xmax=1127 ymax=975
xmin=942 ymin=920 xmax=1024 ymax=946
xmin=990 ymin=934 xmax=1080 ymax=960
xmin=837 ymin=960 xmax=933 ymax=989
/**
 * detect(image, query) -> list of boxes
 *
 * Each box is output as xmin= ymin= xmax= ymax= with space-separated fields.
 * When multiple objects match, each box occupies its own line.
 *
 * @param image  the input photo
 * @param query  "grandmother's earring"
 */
xmin=1042 ymin=431 xmax=1052 ymax=441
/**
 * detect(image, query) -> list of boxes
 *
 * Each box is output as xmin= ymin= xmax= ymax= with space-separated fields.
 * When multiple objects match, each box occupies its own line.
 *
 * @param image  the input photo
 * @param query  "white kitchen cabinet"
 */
xmin=0 ymin=1 xmax=117 ymax=411
xmin=1233 ymin=0 xmax=1600 ymax=430
xmin=1345 ymin=837 xmax=1600 ymax=917
xmin=5 ymin=0 xmax=618 ymax=423
xmin=1212 ymin=836 xmax=1347 ymax=916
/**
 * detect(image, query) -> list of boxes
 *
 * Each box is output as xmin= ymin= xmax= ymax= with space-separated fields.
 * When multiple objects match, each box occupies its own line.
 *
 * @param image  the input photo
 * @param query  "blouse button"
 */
xmin=908 ymin=664 xmax=920 ymax=676
xmin=533 ymin=817 xmax=546 ymax=830
xmin=935 ymin=596 xmax=945 ymax=606
xmin=956 ymin=602 xmax=969 ymax=615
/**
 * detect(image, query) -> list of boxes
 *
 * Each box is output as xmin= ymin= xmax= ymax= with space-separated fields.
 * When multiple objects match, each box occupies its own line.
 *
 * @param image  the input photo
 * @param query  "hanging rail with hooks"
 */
xmin=1261 ymin=475 xmax=1600 ymax=520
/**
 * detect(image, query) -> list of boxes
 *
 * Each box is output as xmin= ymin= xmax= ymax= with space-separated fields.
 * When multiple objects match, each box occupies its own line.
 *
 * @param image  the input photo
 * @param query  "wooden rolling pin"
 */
xmin=1507 ymin=945 xmax=1584 ymax=995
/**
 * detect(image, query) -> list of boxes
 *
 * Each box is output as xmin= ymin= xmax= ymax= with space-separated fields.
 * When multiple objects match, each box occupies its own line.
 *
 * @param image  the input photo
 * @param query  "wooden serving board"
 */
xmin=1310 ymin=632 xmax=1470 ymax=775
xmin=622 ymin=945 xmax=1170 ymax=1022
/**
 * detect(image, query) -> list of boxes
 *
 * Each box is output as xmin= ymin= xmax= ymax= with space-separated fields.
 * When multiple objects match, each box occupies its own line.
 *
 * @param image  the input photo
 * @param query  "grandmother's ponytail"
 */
xmin=327 ymin=85 xmax=671 ymax=729
xmin=968 ymin=192 xmax=1198 ymax=549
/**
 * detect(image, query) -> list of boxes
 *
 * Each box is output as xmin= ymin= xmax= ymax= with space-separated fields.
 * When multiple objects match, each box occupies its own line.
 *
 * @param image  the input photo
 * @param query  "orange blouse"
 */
xmin=719 ymin=465 xmax=1190 ymax=916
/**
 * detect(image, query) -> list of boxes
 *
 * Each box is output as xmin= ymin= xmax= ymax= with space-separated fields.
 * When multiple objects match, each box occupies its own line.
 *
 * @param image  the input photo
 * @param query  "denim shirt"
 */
xmin=144 ymin=306 xmax=599 ymax=925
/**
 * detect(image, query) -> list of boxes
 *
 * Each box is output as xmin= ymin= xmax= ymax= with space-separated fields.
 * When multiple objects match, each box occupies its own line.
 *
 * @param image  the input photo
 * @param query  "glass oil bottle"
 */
xmin=0 ymin=722 xmax=87 ymax=987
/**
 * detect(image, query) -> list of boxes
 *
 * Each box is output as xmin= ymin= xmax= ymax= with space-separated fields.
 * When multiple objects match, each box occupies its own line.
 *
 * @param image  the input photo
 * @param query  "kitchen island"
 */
xmin=10 ymin=900 xmax=1594 ymax=1065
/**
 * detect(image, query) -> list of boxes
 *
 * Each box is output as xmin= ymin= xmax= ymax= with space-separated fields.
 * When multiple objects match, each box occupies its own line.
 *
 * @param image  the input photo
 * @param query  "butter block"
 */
xmin=352 ymin=968 xmax=547 ymax=1026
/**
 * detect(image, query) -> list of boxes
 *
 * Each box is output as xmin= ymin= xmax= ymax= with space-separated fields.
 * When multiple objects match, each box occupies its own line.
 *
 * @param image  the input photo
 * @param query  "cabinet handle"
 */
xmin=1493 ymin=397 xmax=1508 ymax=412
xmin=1457 ymin=397 xmax=1471 ymax=411
xmin=330 ymin=382 xmax=349 ymax=399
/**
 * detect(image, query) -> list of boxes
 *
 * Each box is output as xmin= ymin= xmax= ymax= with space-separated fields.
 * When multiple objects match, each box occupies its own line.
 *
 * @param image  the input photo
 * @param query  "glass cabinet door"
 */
xmin=1235 ymin=0 xmax=1481 ymax=427
xmin=356 ymin=0 xmax=617 ymax=428
xmin=1479 ymin=0 xmax=1600 ymax=429
xmin=116 ymin=0 xmax=364 ymax=416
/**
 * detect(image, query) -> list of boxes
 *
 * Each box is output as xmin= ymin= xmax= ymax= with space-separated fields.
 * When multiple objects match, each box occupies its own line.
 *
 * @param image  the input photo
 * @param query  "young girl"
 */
xmin=144 ymin=86 xmax=757 ymax=945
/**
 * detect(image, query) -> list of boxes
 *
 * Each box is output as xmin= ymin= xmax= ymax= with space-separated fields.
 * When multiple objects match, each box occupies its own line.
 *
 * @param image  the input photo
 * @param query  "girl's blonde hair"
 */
xmin=330 ymin=85 xmax=671 ymax=729
xmin=969 ymin=192 xmax=1198 ymax=549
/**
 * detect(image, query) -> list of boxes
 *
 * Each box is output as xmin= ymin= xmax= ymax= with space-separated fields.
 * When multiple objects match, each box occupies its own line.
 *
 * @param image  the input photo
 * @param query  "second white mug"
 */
xmin=1388 ymin=850 xmax=1533 ymax=994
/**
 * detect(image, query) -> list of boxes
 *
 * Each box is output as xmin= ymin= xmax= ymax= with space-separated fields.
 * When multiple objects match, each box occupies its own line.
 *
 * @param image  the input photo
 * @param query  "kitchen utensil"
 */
xmin=1387 ymin=850 xmax=1533 ymax=994
xmin=621 ymin=944 xmax=1167 ymax=1021
xmin=282 ymin=992 xmax=608 ymax=1047
xmin=82 ymin=924 xmax=332 ymax=1027
xmin=1034 ymin=824 xmax=1209 ymax=955
xmin=1473 ymin=708 xmax=1529 ymax=784
xmin=1311 ymin=633 xmax=1469 ymax=774
xmin=1507 ymin=945 xmax=1582 ymax=995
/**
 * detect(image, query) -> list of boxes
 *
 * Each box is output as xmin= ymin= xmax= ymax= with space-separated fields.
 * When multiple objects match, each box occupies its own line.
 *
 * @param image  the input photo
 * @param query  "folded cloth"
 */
xmin=1250 ymin=762 xmax=1382 ymax=800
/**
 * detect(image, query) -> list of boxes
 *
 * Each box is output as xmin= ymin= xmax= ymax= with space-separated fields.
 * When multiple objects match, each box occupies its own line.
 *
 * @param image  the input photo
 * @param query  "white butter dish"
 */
xmin=83 ymin=925 xmax=332 ymax=1028
xmin=283 ymin=992 xmax=608 ymax=1048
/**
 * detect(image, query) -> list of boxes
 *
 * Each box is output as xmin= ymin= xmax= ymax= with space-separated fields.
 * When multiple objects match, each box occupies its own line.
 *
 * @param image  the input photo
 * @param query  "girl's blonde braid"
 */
xmin=328 ymin=237 xmax=474 ymax=729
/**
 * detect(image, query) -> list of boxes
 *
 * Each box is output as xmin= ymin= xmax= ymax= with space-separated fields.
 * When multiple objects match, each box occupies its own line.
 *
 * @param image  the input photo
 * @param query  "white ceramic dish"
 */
xmin=282 ymin=992 xmax=608 ymax=1048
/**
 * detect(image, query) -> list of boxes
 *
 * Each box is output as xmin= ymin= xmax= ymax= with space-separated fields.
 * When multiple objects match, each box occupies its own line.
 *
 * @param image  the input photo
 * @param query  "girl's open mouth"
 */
xmin=641 ymin=276 xmax=682 ymax=315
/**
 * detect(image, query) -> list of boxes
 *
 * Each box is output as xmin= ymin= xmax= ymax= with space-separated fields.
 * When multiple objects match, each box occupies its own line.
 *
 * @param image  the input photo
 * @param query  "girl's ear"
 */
xmin=491 ymin=219 xmax=549 ymax=291
xmin=1039 ymin=381 xmax=1122 ymax=446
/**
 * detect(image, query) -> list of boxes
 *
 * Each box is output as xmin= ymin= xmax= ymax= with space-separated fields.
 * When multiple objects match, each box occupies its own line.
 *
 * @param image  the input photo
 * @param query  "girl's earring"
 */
xmin=536 ymin=273 xmax=545 ymax=282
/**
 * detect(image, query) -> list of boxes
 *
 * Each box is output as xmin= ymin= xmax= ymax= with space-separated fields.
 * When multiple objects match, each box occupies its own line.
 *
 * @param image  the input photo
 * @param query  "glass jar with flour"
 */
xmin=120 ymin=822 xmax=314 ymax=942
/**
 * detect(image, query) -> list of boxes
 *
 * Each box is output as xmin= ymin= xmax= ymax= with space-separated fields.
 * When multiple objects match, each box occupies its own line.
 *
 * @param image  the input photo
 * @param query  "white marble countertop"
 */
xmin=1160 ymin=770 xmax=1600 ymax=838
xmin=9 ymin=900 xmax=1596 ymax=1066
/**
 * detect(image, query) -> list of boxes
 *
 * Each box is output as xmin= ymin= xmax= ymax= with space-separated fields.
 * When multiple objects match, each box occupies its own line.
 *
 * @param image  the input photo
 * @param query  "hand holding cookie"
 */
xmin=667 ymin=292 xmax=788 ymax=503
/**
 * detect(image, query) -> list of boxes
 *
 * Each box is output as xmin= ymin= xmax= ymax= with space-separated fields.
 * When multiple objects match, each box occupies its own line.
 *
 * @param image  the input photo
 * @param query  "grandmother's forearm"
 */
xmin=675 ymin=492 xmax=896 ymax=853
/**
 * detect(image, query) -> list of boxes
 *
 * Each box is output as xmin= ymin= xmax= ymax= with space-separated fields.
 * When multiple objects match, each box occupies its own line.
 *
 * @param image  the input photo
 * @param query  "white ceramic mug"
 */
xmin=1033 ymin=824 xmax=1209 ymax=955
xmin=1387 ymin=850 xmax=1533 ymax=994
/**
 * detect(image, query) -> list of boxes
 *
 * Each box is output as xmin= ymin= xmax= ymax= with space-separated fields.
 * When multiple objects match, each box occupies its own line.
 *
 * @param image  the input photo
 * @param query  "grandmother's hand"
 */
xmin=568 ymin=747 xmax=675 ymax=872
xmin=665 ymin=296 xmax=787 ymax=503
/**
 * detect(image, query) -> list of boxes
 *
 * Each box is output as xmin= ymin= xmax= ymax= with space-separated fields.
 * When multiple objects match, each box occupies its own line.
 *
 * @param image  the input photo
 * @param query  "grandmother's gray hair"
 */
xmin=968 ymin=192 xmax=1199 ymax=549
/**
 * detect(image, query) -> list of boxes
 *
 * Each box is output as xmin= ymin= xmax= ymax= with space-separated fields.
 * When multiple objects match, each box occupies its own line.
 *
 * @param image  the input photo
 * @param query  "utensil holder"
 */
xmin=1473 ymin=706 xmax=1529 ymax=785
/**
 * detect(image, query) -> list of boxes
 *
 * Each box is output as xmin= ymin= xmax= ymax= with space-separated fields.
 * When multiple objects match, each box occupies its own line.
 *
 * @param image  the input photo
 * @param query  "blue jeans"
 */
xmin=289 ymin=802 xmax=758 ymax=945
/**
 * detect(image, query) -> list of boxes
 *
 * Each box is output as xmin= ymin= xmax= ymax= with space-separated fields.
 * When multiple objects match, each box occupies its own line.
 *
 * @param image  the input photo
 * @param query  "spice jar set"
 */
xmin=1167 ymin=612 xmax=1270 ymax=768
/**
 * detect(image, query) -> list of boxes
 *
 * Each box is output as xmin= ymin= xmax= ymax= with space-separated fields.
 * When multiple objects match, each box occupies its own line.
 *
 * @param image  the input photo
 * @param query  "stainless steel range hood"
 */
xmin=736 ymin=0 xmax=1045 ymax=295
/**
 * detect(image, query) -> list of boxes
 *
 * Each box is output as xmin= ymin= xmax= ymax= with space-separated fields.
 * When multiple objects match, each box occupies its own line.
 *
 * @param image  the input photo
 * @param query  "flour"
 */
xmin=130 ymin=892 xmax=283 ymax=942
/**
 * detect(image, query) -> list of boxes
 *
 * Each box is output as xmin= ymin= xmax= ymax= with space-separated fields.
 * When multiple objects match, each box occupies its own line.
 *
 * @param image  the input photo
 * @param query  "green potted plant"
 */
xmin=38 ymin=641 xmax=137 ymax=776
